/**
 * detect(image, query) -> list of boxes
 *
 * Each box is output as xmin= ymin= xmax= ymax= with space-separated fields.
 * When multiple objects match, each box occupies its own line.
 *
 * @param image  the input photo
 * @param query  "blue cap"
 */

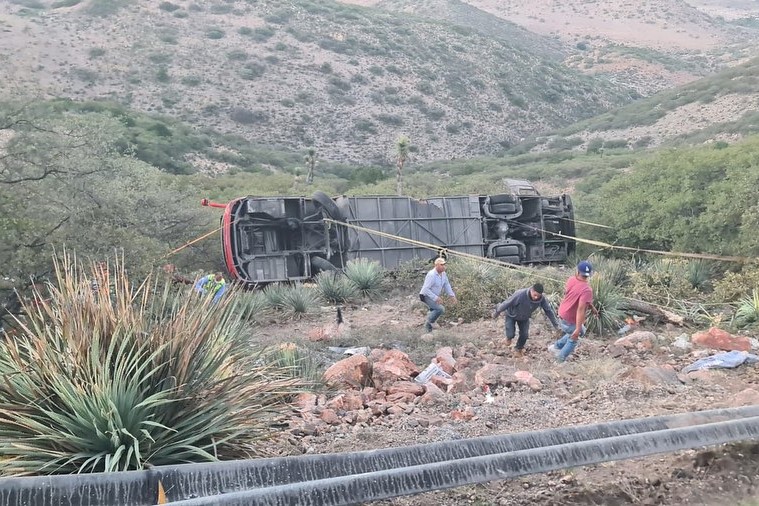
xmin=577 ymin=260 xmax=592 ymax=277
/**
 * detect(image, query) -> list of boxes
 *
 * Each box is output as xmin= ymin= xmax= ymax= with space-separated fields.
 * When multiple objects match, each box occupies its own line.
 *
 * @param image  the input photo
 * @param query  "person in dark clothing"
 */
xmin=492 ymin=283 xmax=560 ymax=357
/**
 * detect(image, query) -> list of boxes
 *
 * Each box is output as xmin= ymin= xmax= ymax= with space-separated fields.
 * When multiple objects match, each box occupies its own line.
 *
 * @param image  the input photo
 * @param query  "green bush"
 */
xmin=315 ymin=271 xmax=359 ymax=303
xmin=344 ymin=258 xmax=384 ymax=298
xmin=0 ymin=256 xmax=305 ymax=475
xmin=206 ymin=28 xmax=225 ymax=40
xmin=278 ymin=284 xmax=322 ymax=318
xmin=586 ymin=275 xmax=625 ymax=336
xmin=734 ymin=290 xmax=759 ymax=328
xmin=445 ymin=259 xmax=529 ymax=322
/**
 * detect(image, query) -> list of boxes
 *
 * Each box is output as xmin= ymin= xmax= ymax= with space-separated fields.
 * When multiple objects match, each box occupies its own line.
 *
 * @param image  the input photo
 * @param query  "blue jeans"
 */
xmin=555 ymin=319 xmax=586 ymax=362
xmin=423 ymin=295 xmax=445 ymax=329
xmin=505 ymin=316 xmax=530 ymax=350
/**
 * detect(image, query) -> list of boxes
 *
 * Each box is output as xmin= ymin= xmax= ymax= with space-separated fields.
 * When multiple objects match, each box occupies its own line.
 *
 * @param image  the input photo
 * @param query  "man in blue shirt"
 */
xmin=492 ymin=283 xmax=560 ymax=357
xmin=419 ymin=257 xmax=457 ymax=333
xmin=194 ymin=272 xmax=227 ymax=304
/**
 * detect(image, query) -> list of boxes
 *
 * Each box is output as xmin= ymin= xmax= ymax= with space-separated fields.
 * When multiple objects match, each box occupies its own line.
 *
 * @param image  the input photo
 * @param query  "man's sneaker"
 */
xmin=425 ymin=323 xmax=433 ymax=333
xmin=548 ymin=344 xmax=561 ymax=357
xmin=506 ymin=339 xmax=513 ymax=348
xmin=514 ymin=349 xmax=525 ymax=358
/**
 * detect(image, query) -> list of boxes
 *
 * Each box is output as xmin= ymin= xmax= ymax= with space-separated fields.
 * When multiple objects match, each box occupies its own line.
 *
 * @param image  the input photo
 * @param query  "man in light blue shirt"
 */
xmin=419 ymin=257 xmax=457 ymax=333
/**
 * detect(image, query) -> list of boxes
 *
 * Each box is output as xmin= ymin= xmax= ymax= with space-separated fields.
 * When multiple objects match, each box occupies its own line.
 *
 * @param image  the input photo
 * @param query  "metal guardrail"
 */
xmin=1 ymin=406 xmax=758 ymax=505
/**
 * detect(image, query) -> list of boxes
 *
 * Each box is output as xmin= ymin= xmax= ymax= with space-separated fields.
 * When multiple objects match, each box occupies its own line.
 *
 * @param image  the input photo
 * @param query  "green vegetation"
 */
xmin=0 ymin=255 xmax=308 ymax=474
xmin=344 ymin=259 xmax=384 ymax=298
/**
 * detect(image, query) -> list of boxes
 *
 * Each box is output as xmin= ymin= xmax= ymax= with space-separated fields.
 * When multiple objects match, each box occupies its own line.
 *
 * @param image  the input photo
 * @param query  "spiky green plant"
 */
xmin=315 ymin=271 xmax=359 ymax=303
xmin=735 ymin=289 xmax=759 ymax=328
xmin=588 ymin=257 xmax=630 ymax=287
xmin=235 ymin=290 xmax=270 ymax=322
xmin=278 ymin=284 xmax=322 ymax=318
xmin=262 ymin=282 xmax=289 ymax=309
xmin=0 ymin=254 xmax=306 ymax=476
xmin=265 ymin=343 xmax=324 ymax=387
xmin=344 ymin=258 xmax=384 ymax=298
xmin=586 ymin=274 xmax=625 ymax=336
xmin=685 ymin=259 xmax=714 ymax=292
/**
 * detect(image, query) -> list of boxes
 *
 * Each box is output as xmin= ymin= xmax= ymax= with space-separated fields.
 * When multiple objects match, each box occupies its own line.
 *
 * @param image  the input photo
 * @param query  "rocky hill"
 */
xmin=0 ymin=0 xmax=632 ymax=165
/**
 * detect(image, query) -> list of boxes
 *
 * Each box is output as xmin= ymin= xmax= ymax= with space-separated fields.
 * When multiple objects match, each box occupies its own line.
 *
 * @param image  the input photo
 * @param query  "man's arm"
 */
xmin=571 ymin=302 xmax=588 ymax=339
xmin=443 ymin=273 xmax=455 ymax=298
xmin=493 ymin=291 xmax=518 ymax=317
xmin=541 ymin=297 xmax=560 ymax=328
xmin=193 ymin=276 xmax=207 ymax=292
xmin=420 ymin=271 xmax=437 ymax=300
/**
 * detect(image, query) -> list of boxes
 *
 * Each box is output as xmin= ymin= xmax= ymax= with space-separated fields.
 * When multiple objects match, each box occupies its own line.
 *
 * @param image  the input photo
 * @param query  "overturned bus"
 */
xmin=201 ymin=180 xmax=575 ymax=285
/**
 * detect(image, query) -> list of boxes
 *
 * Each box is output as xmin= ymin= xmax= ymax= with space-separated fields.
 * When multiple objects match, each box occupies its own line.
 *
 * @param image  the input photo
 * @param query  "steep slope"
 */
xmin=0 ymin=0 xmax=631 ymax=164
xmin=524 ymin=56 xmax=759 ymax=153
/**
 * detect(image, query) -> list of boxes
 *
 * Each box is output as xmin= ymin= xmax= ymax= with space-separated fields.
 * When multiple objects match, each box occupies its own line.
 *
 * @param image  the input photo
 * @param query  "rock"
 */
xmin=726 ymin=388 xmax=759 ymax=407
xmin=387 ymin=381 xmax=425 ymax=396
xmin=323 ymin=355 xmax=371 ymax=389
xmin=294 ymin=392 xmax=318 ymax=412
xmin=448 ymin=371 xmax=473 ymax=394
xmin=615 ymin=331 xmax=656 ymax=349
xmin=386 ymin=392 xmax=418 ymax=404
xmin=372 ymin=349 xmax=420 ymax=390
xmin=691 ymin=327 xmax=751 ymax=352
xmin=672 ymin=333 xmax=692 ymax=350
xmin=623 ymin=365 xmax=682 ymax=386
xmin=435 ymin=346 xmax=456 ymax=374
xmin=474 ymin=364 xmax=516 ymax=387
xmin=450 ymin=407 xmax=475 ymax=421
xmin=419 ymin=382 xmax=446 ymax=405
xmin=417 ymin=414 xmax=444 ymax=427
xmin=325 ymin=391 xmax=366 ymax=411
xmin=320 ymin=409 xmax=341 ymax=426
xmin=514 ymin=370 xmax=543 ymax=392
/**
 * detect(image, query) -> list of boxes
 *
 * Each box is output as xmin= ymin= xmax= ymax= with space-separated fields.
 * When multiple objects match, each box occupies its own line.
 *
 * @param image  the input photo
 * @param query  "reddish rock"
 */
xmin=435 ymin=347 xmax=457 ymax=375
xmin=727 ymin=388 xmax=759 ymax=407
xmin=355 ymin=409 xmax=373 ymax=424
xmin=447 ymin=371 xmax=473 ymax=394
xmin=294 ymin=392 xmax=318 ymax=413
xmin=386 ymin=392 xmax=418 ymax=404
xmin=417 ymin=414 xmax=445 ymax=427
xmin=320 ymin=408 xmax=341 ymax=425
xmin=325 ymin=391 xmax=365 ymax=411
xmin=419 ymin=383 xmax=446 ymax=405
xmin=623 ymin=365 xmax=682 ymax=386
xmin=615 ymin=331 xmax=657 ymax=349
xmin=372 ymin=349 xmax=420 ymax=390
xmin=323 ymin=354 xmax=371 ymax=389
xmin=514 ymin=370 xmax=543 ymax=392
xmin=474 ymin=364 xmax=516 ymax=387
xmin=450 ymin=407 xmax=475 ymax=421
xmin=387 ymin=404 xmax=409 ymax=416
xmin=430 ymin=375 xmax=453 ymax=390
xmin=387 ymin=381 xmax=425 ymax=396
xmin=691 ymin=327 xmax=751 ymax=352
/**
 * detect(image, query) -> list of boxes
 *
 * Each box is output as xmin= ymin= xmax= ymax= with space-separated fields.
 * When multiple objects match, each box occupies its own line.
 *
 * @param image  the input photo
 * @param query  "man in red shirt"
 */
xmin=550 ymin=260 xmax=597 ymax=362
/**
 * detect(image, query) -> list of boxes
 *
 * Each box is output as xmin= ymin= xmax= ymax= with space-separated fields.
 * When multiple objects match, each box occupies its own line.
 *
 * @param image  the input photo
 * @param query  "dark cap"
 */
xmin=577 ymin=260 xmax=592 ymax=277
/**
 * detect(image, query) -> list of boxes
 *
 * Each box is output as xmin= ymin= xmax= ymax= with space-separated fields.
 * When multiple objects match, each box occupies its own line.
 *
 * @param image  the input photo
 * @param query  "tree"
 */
xmin=395 ymin=135 xmax=410 ymax=196
xmin=304 ymin=147 xmax=317 ymax=184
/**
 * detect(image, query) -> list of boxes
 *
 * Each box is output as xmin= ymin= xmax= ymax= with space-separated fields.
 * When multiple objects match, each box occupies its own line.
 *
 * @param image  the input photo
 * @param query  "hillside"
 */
xmin=0 ymin=0 xmax=633 ymax=165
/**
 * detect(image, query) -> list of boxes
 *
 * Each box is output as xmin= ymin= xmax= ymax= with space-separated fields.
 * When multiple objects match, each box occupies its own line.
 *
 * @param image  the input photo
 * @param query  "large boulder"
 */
xmin=323 ymin=354 xmax=371 ymax=389
xmin=371 ymin=349 xmax=420 ymax=390
xmin=691 ymin=327 xmax=751 ymax=352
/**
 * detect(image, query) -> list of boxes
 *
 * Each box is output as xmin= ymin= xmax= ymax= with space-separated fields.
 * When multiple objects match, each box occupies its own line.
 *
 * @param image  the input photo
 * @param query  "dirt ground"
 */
xmin=260 ymin=290 xmax=759 ymax=505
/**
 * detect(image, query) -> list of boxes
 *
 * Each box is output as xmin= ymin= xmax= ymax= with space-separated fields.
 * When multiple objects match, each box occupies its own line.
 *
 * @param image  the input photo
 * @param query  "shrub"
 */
xmin=88 ymin=47 xmax=106 ymax=59
xmin=264 ymin=343 xmax=323 ymax=387
xmin=0 ymin=256 xmax=306 ymax=475
xmin=685 ymin=260 xmax=714 ymax=292
xmin=262 ymin=283 xmax=289 ymax=309
xmin=158 ymin=1 xmax=180 ymax=11
xmin=735 ymin=290 xmax=759 ymax=327
xmin=586 ymin=275 xmax=625 ymax=336
xmin=206 ymin=28 xmax=225 ymax=40
xmin=234 ymin=290 xmax=270 ymax=322
xmin=344 ymin=258 xmax=384 ymax=298
xmin=713 ymin=265 xmax=759 ymax=302
xmin=315 ymin=271 xmax=359 ymax=303
xmin=445 ymin=259 xmax=528 ymax=322
xmin=278 ymin=284 xmax=322 ymax=318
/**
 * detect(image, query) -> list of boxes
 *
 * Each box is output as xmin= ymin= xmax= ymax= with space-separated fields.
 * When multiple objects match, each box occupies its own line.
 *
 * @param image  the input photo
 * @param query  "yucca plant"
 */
xmin=278 ymin=284 xmax=322 ymax=318
xmin=685 ymin=259 xmax=714 ymax=292
xmin=735 ymin=289 xmax=759 ymax=328
xmin=315 ymin=271 xmax=359 ymax=303
xmin=264 ymin=343 xmax=324 ymax=387
xmin=586 ymin=274 xmax=625 ymax=336
xmin=262 ymin=282 xmax=290 ymax=309
xmin=588 ymin=257 xmax=630 ymax=287
xmin=234 ymin=290 xmax=271 ymax=322
xmin=344 ymin=258 xmax=384 ymax=298
xmin=0 ymin=254 xmax=307 ymax=476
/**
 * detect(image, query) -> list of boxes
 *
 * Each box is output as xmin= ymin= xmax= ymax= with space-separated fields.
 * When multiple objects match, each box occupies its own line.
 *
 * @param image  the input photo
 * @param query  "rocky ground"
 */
xmin=259 ymin=293 xmax=759 ymax=505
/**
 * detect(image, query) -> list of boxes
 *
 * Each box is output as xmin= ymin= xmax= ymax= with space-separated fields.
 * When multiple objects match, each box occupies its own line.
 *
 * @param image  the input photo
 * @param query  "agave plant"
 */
xmin=315 ymin=271 xmax=359 ymax=303
xmin=344 ymin=258 xmax=385 ymax=298
xmin=278 ymin=284 xmax=322 ymax=318
xmin=0 ymin=254 xmax=307 ymax=475
xmin=264 ymin=343 xmax=324 ymax=387
xmin=262 ymin=282 xmax=290 ymax=309
xmin=735 ymin=289 xmax=759 ymax=328
xmin=684 ymin=259 xmax=714 ymax=292
xmin=234 ymin=290 xmax=271 ymax=322
xmin=586 ymin=274 xmax=625 ymax=336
